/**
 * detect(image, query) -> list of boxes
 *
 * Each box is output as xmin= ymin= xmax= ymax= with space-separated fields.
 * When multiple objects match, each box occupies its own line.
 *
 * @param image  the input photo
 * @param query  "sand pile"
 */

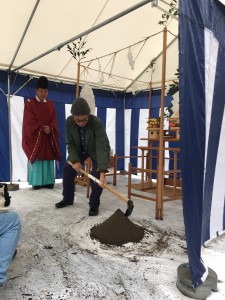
xmin=90 ymin=209 xmax=145 ymax=246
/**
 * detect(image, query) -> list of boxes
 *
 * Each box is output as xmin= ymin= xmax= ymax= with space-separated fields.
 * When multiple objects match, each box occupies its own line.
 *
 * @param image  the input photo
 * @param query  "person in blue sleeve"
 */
xmin=0 ymin=183 xmax=21 ymax=285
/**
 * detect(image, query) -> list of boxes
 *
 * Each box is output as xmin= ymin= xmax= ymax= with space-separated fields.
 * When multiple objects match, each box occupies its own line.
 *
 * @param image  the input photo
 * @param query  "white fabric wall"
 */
xmin=11 ymin=96 xmax=27 ymax=181
xmin=124 ymin=109 xmax=131 ymax=171
xmin=106 ymin=108 xmax=116 ymax=155
xmin=204 ymin=29 xmax=225 ymax=238
xmin=138 ymin=109 xmax=149 ymax=168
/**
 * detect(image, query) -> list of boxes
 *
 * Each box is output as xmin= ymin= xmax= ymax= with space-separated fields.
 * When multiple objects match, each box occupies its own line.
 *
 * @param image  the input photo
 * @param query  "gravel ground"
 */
xmin=1 ymin=177 xmax=224 ymax=300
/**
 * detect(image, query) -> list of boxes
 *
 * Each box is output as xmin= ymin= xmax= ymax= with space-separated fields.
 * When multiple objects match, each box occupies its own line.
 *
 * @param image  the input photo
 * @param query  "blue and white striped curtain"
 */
xmin=0 ymin=71 xmax=172 ymax=182
xmin=9 ymin=97 xmax=153 ymax=181
xmin=179 ymin=0 xmax=225 ymax=288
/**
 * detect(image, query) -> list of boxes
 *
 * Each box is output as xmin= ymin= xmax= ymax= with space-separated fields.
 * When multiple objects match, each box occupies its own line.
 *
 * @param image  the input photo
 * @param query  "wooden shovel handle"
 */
xmin=79 ymin=168 xmax=129 ymax=204
xmin=67 ymin=161 xmax=129 ymax=204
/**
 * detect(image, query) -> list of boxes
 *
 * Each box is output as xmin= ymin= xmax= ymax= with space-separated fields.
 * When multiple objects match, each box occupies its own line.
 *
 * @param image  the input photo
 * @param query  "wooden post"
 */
xmin=173 ymin=151 xmax=178 ymax=196
xmin=156 ymin=26 xmax=167 ymax=220
xmin=148 ymin=81 xmax=152 ymax=120
xmin=128 ymin=162 xmax=132 ymax=200
xmin=147 ymin=80 xmax=152 ymax=144
xmin=76 ymin=61 xmax=80 ymax=98
xmin=112 ymin=154 xmax=118 ymax=186
xmin=147 ymin=81 xmax=153 ymax=184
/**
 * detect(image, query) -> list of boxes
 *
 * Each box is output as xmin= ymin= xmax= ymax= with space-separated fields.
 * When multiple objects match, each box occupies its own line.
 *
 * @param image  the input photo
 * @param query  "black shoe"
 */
xmin=33 ymin=185 xmax=42 ymax=190
xmin=43 ymin=184 xmax=54 ymax=189
xmin=89 ymin=208 xmax=99 ymax=216
xmin=55 ymin=199 xmax=73 ymax=208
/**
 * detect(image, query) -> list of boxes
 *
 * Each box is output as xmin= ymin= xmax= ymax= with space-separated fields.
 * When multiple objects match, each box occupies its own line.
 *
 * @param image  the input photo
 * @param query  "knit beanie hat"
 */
xmin=71 ymin=97 xmax=91 ymax=116
xmin=36 ymin=76 xmax=48 ymax=89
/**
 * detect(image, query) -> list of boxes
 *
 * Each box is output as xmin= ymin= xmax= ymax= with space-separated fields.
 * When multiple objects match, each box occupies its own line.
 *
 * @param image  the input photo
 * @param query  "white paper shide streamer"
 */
xmin=128 ymin=48 xmax=135 ymax=70
xmin=170 ymin=91 xmax=179 ymax=118
xmin=80 ymin=83 xmax=96 ymax=115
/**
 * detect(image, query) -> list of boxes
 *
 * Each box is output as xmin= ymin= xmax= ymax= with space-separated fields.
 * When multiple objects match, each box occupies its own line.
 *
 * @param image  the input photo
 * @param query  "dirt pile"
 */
xmin=90 ymin=209 xmax=144 ymax=246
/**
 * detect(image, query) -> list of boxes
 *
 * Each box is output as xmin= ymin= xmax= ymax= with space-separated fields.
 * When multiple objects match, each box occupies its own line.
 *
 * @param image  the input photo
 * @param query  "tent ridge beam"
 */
xmin=12 ymin=0 xmax=154 ymax=73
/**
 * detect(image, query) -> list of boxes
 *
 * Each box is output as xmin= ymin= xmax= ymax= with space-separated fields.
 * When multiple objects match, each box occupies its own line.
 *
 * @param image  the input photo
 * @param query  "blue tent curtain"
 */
xmin=0 ymin=93 xmax=10 ymax=180
xmin=179 ymin=0 xmax=225 ymax=288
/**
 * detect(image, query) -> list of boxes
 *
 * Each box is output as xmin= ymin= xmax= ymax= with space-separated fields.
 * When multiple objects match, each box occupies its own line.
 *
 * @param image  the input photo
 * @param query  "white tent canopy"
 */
xmin=0 ymin=0 xmax=178 ymax=92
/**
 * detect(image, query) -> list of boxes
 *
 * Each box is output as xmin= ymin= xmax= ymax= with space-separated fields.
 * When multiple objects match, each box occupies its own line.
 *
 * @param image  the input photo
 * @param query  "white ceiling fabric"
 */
xmin=0 ymin=0 xmax=178 ymax=91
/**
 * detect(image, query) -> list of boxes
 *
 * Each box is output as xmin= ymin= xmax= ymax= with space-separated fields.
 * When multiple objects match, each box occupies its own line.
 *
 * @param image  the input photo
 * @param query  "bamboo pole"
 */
xmin=148 ymin=81 xmax=152 ymax=119
xmin=156 ymin=26 xmax=167 ymax=220
xmin=147 ymin=81 xmax=153 ymax=184
xmin=76 ymin=62 xmax=80 ymax=98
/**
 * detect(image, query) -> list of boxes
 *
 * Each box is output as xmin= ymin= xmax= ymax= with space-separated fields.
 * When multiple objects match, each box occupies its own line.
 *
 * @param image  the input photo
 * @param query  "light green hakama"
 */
xmin=28 ymin=160 xmax=55 ymax=186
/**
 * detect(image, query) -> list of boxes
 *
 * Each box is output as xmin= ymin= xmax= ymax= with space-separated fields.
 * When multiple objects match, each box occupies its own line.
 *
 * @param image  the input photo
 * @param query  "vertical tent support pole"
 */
xmin=6 ymin=74 xmax=19 ymax=190
xmin=147 ymin=81 xmax=153 ymax=185
xmin=7 ymin=73 xmax=12 ymax=184
xmin=148 ymin=80 xmax=153 ymax=137
xmin=76 ymin=62 xmax=80 ymax=98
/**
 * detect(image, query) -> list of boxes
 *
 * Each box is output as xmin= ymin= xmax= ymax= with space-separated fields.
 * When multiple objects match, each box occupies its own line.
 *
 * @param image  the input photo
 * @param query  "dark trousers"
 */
xmin=62 ymin=158 xmax=103 ymax=210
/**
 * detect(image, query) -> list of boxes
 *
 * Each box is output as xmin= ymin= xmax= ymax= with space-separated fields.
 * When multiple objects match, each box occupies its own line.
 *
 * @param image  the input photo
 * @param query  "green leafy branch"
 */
xmin=147 ymin=60 xmax=156 ymax=80
xmin=169 ymin=68 xmax=179 ymax=95
xmin=67 ymin=37 xmax=92 ymax=62
xmin=149 ymin=60 xmax=156 ymax=72
xmin=158 ymin=0 xmax=178 ymax=26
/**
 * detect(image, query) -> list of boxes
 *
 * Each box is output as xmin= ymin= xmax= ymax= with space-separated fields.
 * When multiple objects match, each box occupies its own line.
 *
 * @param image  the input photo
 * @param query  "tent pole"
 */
xmin=7 ymin=74 xmax=12 ymax=184
xmin=147 ymin=81 xmax=153 ymax=185
xmin=148 ymin=81 xmax=153 ymax=119
xmin=7 ymin=73 xmax=19 ymax=190
xmin=148 ymin=81 xmax=153 ymax=145
xmin=156 ymin=26 xmax=167 ymax=220
xmin=8 ymin=0 xmax=40 ymax=71
xmin=12 ymin=0 xmax=154 ymax=73
xmin=76 ymin=62 xmax=80 ymax=97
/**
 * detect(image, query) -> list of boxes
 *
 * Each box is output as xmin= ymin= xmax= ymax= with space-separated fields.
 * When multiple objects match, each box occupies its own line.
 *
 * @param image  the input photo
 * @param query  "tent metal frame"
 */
xmin=11 ymin=0 xmax=154 ymax=74
xmin=6 ymin=0 xmax=155 ymax=184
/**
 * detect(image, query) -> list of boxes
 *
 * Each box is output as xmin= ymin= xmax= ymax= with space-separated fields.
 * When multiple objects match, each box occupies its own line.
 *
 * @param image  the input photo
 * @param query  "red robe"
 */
xmin=22 ymin=98 xmax=62 ymax=164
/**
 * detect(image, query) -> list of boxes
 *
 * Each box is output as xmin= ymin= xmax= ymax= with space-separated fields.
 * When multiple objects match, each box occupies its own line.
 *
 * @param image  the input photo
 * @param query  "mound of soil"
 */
xmin=90 ymin=209 xmax=144 ymax=246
